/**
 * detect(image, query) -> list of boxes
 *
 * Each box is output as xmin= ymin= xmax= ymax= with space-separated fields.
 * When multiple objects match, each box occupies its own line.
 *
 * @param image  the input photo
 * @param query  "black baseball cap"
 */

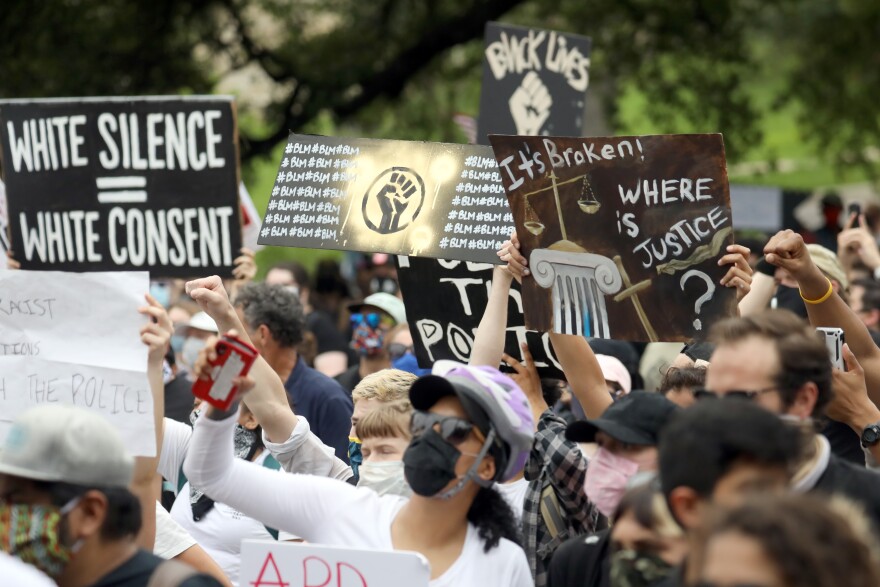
xmin=565 ymin=391 xmax=678 ymax=446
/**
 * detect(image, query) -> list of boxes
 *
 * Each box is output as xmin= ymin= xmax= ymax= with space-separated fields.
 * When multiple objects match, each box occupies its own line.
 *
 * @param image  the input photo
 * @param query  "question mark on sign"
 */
xmin=680 ymin=269 xmax=716 ymax=331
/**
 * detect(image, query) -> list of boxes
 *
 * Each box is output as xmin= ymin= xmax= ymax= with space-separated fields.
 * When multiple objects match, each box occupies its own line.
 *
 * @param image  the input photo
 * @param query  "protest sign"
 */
xmin=489 ymin=133 xmax=736 ymax=342
xmin=0 ymin=270 xmax=154 ymax=455
xmin=477 ymin=23 xmax=591 ymax=144
xmin=0 ymin=180 xmax=8 ymax=269
xmin=0 ymin=96 xmax=242 ymax=276
xmin=396 ymin=255 xmax=563 ymax=379
xmin=241 ymin=540 xmax=430 ymax=587
xmin=258 ymin=134 xmax=514 ymax=265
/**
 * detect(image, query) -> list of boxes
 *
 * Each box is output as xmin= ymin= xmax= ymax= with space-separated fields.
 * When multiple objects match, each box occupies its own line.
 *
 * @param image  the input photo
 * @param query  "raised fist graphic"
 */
xmin=509 ymin=71 xmax=553 ymax=135
xmin=363 ymin=167 xmax=425 ymax=235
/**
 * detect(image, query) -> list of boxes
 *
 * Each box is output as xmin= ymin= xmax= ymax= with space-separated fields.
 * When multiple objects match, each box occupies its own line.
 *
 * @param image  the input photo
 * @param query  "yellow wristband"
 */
xmin=799 ymin=277 xmax=833 ymax=305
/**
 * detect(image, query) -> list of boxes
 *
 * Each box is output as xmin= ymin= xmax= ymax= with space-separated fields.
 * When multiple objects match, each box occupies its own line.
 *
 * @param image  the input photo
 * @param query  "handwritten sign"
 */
xmin=257 ymin=134 xmax=514 ymax=264
xmin=0 ymin=97 xmax=242 ymax=277
xmin=477 ymin=23 xmax=591 ymax=144
xmin=241 ymin=540 xmax=430 ymax=587
xmin=0 ymin=270 xmax=154 ymax=455
xmin=489 ymin=133 xmax=736 ymax=341
xmin=396 ymin=255 xmax=563 ymax=379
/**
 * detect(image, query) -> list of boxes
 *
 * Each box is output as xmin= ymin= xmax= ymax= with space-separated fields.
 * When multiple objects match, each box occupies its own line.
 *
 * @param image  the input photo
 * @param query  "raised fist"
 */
xmin=376 ymin=171 xmax=417 ymax=233
xmin=509 ymin=72 xmax=553 ymax=135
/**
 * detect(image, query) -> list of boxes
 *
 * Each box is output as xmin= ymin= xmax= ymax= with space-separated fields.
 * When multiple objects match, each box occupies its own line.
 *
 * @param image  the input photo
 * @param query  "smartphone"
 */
xmin=849 ymin=202 xmax=862 ymax=218
xmin=817 ymin=327 xmax=845 ymax=371
xmin=191 ymin=334 xmax=259 ymax=410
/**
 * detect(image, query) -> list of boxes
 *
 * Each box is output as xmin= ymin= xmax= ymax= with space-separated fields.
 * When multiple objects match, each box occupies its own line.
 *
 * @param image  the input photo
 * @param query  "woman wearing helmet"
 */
xmin=183 ymin=324 xmax=534 ymax=586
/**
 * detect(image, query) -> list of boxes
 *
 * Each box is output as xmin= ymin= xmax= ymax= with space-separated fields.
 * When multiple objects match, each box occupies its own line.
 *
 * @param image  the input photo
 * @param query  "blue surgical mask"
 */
xmin=149 ymin=281 xmax=172 ymax=308
xmin=170 ymin=334 xmax=186 ymax=354
xmin=348 ymin=437 xmax=363 ymax=483
xmin=392 ymin=353 xmax=431 ymax=377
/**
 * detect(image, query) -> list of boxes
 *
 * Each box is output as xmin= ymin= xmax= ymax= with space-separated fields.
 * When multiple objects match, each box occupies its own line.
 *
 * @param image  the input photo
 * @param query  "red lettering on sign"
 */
xmin=251 ymin=552 xmax=289 ymax=587
xmin=336 ymin=562 xmax=368 ymax=587
xmin=303 ymin=555 xmax=332 ymax=587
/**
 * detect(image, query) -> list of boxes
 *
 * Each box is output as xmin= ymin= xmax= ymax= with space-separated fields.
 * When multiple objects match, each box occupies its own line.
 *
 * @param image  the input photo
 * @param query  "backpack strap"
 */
xmin=146 ymin=559 xmax=199 ymax=587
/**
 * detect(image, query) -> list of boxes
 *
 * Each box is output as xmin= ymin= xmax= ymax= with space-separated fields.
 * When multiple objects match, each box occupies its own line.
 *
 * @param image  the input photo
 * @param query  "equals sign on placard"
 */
xmin=96 ymin=176 xmax=148 ymax=204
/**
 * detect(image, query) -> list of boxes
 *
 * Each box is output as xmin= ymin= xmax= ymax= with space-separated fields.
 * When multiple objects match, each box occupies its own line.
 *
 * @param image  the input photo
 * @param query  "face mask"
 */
xmin=170 ymin=334 xmax=186 ymax=354
xmin=358 ymin=460 xmax=413 ymax=497
xmin=609 ymin=549 xmax=673 ymax=587
xmin=348 ymin=437 xmax=363 ymax=483
xmin=0 ymin=499 xmax=81 ymax=579
xmin=391 ymin=353 xmax=431 ymax=377
xmin=351 ymin=321 xmax=386 ymax=357
xmin=149 ymin=282 xmax=171 ymax=308
xmin=181 ymin=337 xmax=206 ymax=368
xmin=402 ymin=428 xmax=463 ymax=497
xmin=772 ymin=285 xmax=808 ymax=318
xmin=584 ymin=447 xmax=640 ymax=517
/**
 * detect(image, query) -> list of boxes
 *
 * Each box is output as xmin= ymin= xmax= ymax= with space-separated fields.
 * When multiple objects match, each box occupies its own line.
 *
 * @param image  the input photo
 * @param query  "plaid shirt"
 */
xmin=523 ymin=409 xmax=599 ymax=587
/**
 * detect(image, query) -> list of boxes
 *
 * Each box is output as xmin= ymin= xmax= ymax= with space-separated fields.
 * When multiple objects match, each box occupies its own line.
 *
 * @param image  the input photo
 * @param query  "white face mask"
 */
xmin=357 ymin=460 xmax=412 ymax=498
xmin=181 ymin=337 xmax=206 ymax=369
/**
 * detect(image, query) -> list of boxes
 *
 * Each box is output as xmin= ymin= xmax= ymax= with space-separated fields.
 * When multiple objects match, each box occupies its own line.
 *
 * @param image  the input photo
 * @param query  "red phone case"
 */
xmin=192 ymin=335 xmax=259 ymax=410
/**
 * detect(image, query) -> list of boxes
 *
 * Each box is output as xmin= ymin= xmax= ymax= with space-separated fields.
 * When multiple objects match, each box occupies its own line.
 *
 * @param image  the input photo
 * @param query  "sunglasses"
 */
xmin=351 ymin=312 xmax=394 ymax=329
xmin=388 ymin=342 xmax=413 ymax=361
xmin=410 ymin=411 xmax=485 ymax=445
xmin=693 ymin=387 xmax=779 ymax=402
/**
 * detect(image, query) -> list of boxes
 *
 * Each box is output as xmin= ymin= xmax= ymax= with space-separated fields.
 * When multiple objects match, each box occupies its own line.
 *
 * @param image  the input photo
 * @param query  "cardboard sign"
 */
xmin=489 ymin=133 xmax=736 ymax=342
xmin=0 ymin=97 xmax=242 ymax=277
xmin=0 ymin=270 xmax=154 ymax=456
xmin=396 ymin=255 xmax=564 ymax=379
xmin=257 ymin=134 xmax=514 ymax=264
xmin=477 ymin=23 xmax=591 ymax=144
xmin=241 ymin=540 xmax=430 ymax=587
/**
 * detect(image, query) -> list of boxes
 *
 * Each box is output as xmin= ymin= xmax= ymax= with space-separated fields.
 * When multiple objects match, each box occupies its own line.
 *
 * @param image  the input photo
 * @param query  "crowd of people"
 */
xmin=6 ymin=213 xmax=880 ymax=587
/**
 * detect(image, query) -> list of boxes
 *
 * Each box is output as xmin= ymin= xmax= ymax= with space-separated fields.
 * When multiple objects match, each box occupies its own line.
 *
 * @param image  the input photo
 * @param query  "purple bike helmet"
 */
xmin=409 ymin=360 xmax=535 ymax=482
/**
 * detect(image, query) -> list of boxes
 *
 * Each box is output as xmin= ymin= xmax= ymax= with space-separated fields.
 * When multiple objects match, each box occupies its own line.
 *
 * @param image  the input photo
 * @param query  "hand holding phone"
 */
xmin=817 ymin=327 xmax=846 ymax=371
xmin=192 ymin=334 xmax=259 ymax=410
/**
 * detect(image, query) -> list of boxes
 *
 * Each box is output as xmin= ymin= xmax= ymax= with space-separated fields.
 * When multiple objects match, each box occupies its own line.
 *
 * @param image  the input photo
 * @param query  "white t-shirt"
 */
xmin=159 ymin=418 xmax=291 ymax=586
xmin=0 ymin=551 xmax=56 ymax=587
xmin=496 ymin=477 xmax=529 ymax=523
xmin=154 ymin=501 xmax=196 ymax=559
xmin=184 ymin=416 xmax=533 ymax=587
xmin=262 ymin=416 xmax=353 ymax=481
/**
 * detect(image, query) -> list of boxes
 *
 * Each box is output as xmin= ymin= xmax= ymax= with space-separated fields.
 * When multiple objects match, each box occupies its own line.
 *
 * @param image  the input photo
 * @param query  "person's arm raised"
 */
xmin=185 ymin=277 xmax=297 ymax=442
xmin=470 ymin=265 xmax=514 ymax=368
xmin=827 ymin=345 xmax=880 ymax=467
xmin=765 ymin=230 xmax=880 ymax=405
xmin=132 ymin=294 xmax=173 ymax=550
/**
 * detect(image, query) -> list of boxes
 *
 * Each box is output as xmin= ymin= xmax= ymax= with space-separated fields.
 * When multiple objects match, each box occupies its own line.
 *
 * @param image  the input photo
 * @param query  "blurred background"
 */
xmin=3 ymin=0 xmax=877 ymax=273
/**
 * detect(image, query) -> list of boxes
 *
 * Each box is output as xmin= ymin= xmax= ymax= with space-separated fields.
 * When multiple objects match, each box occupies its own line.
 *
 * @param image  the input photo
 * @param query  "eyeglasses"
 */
xmin=410 ymin=411 xmax=485 ymax=445
xmin=693 ymin=387 xmax=780 ymax=402
xmin=388 ymin=342 xmax=413 ymax=361
xmin=350 ymin=312 xmax=394 ymax=329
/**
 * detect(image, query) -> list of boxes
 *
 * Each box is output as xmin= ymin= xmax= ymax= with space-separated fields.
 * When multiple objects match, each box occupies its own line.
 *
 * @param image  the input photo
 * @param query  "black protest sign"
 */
xmin=396 ymin=255 xmax=563 ymax=379
xmin=257 ymin=134 xmax=514 ymax=265
xmin=0 ymin=97 xmax=241 ymax=276
xmin=477 ymin=23 xmax=591 ymax=145
xmin=489 ymin=133 xmax=736 ymax=342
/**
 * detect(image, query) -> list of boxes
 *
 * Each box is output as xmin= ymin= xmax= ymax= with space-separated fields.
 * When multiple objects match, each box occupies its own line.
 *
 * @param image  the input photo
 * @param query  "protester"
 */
xmin=183 ymin=333 xmax=534 ymax=585
xmin=838 ymin=211 xmax=880 ymax=282
xmin=595 ymin=354 xmax=632 ymax=400
xmin=265 ymin=260 xmax=350 ymax=377
xmin=355 ymin=400 xmax=414 ymax=497
xmin=0 ymin=404 xmax=223 ymax=586
xmin=695 ymin=494 xmax=880 ymax=587
xmin=658 ymin=366 xmax=706 ymax=408
xmin=336 ymin=292 xmax=407 ymax=393
xmin=656 ymin=400 xmax=803 ymax=586
xmin=849 ymin=277 xmax=880 ymax=344
xmin=386 ymin=322 xmax=431 ymax=376
xmin=180 ymin=311 xmax=219 ymax=376
xmin=234 ymin=282 xmax=353 ymax=462
xmin=548 ymin=479 xmax=687 ymax=587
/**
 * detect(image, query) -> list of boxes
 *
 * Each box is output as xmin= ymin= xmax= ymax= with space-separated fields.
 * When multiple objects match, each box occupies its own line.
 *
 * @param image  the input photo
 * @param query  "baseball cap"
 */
xmin=596 ymin=354 xmax=631 ymax=394
xmin=0 ymin=405 xmax=134 ymax=488
xmin=188 ymin=311 xmax=219 ymax=333
xmin=348 ymin=293 xmax=406 ymax=325
xmin=565 ymin=391 xmax=678 ymax=446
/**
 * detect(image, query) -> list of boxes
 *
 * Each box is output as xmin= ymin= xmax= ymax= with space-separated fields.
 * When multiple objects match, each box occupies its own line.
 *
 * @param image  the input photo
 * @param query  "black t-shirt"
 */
xmin=813 ymin=453 xmax=880 ymax=535
xmin=90 ymin=549 xmax=222 ymax=587
xmin=548 ymin=529 xmax=611 ymax=587
xmin=164 ymin=374 xmax=195 ymax=425
xmin=306 ymin=310 xmax=349 ymax=355
xmin=335 ymin=364 xmax=363 ymax=395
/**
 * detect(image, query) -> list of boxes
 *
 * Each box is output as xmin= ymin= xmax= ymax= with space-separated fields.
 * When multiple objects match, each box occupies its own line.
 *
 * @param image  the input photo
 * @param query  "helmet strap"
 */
xmin=436 ymin=429 xmax=497 ymax=500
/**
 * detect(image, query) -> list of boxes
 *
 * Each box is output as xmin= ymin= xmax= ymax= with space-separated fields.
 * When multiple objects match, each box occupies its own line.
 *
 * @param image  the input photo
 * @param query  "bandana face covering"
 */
xmin=0 ymin=501 xmax=79 ymax=579
xmin=348 ymin=437 xmax=363 ymax=483
xmin=350 ymin=314 xmax=388 ymax=357
xmin=584 ymin=447 xmax=641 ymax=517
xmin=610 ymin=549 xmax=673 ymax=587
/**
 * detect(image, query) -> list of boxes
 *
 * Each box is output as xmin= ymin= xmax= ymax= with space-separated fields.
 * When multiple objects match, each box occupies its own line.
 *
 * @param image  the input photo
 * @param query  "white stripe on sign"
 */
xmin=97 ymin=190 xmax=148 ymax=204
xmin=96 ymin=176 xmax=147 ymax=189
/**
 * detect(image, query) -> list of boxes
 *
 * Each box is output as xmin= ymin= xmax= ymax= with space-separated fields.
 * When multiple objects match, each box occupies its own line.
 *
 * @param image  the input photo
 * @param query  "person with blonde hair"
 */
xmin=355 ymin=400 xmax=413 ymax=497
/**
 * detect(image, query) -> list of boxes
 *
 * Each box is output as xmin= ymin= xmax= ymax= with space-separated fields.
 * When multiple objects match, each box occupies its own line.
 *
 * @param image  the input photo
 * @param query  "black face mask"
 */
xmin=773 ymin=285 xmax=809 ymax=318
xmin=402 ymin=428 xmax=462 ymax=497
